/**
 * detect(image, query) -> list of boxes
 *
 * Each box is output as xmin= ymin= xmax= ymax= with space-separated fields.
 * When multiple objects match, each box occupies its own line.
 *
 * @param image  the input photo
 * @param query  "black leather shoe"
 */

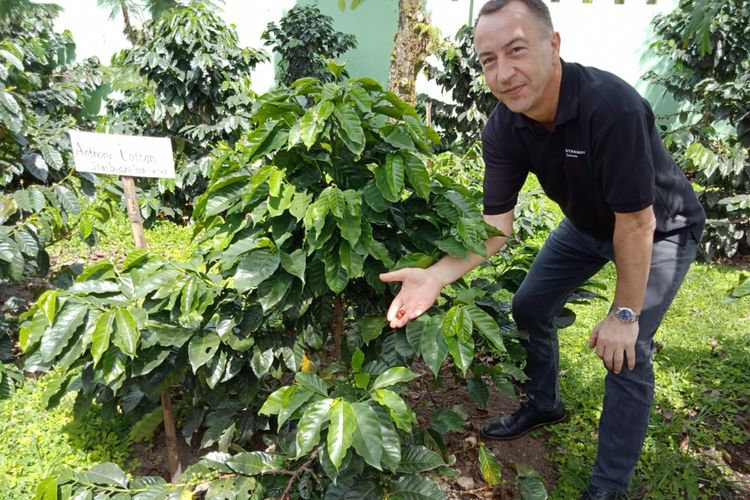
xmin=579 ymin=486 xmax=628 ymax=499
xmin=480 ymin=400 xmax=567 ymax=440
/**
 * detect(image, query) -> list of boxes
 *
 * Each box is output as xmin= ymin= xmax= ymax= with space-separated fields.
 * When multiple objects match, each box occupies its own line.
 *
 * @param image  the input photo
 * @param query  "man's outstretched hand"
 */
xmin=379 ymin=268 xmax=443 ymax=329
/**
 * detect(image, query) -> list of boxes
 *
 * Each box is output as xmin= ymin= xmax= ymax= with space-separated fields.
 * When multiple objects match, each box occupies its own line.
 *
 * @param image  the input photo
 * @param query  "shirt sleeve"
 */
xmin=592 ymin=107 xmax=656 ymax=213
xmin=481 ymin=122 xmax=527 ymax=215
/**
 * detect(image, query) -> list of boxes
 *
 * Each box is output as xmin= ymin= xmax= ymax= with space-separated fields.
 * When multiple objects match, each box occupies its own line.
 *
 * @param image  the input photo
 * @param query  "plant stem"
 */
xmin=161 ymin=390 xmax=182 ymax=481
xmin=332 ymin=295 xmax=345 ymax=360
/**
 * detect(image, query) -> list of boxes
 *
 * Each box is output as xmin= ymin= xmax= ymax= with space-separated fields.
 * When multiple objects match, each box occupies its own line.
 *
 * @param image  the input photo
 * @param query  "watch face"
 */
xmin=617 ymin=308 xmax=634 ymax=322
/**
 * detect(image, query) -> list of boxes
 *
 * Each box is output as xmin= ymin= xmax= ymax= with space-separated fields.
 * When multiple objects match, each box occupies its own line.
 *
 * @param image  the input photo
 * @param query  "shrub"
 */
xmin=644 ymin=0 xmax=750 ymax=260
xmin=22 ymin=70 xmax=572 ymax=497
xmin=0 ymin=4 xmax=113 ymax=282
xmin=105 ymin=0 xmax=267 ymax=224
xmin=262 ymin=4 xmax=357 ymax=87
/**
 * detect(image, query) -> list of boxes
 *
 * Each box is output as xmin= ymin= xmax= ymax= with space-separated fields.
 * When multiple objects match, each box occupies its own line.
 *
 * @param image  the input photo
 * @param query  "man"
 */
xmin=379 ymin=0 xmax=705 ymax=498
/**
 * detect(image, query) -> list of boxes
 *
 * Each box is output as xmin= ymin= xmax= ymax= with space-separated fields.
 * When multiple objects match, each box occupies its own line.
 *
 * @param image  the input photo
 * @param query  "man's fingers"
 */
xmin=379 ymin=269 xmax=406 ymax=283
xmin=588 ymin=327 xmax=599 ymax=349
xmin=386 ymin=297 xmax=404 ymax=322
xmin=626 ymin=345 xmax=636 ymax=370
xmin=613 ymin=350 xmax=624 ymax=374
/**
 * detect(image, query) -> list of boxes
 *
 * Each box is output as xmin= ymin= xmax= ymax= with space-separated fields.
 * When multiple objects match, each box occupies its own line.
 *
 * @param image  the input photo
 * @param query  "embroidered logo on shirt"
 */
xmin=565 ymin=148 xmax=586 ymax=158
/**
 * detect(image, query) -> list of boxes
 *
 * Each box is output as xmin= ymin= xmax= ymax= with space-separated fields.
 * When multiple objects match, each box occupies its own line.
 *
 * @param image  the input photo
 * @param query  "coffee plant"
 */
xmin=0 ymin=4 xmax=114 ymax=283
xmin=644 ymin=0 xmax=750 ymax=259
xmin=262 ymin=4 xmax=357 ymax=87
xmin=105 ymin=0 xmax=267 ymax=224
xmin=23 ymin=68 xmax=570 ymax=497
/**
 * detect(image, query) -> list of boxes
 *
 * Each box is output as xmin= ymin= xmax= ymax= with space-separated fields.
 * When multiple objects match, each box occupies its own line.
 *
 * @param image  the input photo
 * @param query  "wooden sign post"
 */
xmin=69 ymin=130 xmax=182 ymax=481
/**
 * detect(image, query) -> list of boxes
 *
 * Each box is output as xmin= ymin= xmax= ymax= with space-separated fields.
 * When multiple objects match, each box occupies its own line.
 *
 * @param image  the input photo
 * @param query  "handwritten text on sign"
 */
xmin=68 ymin=130 xmax=175 ymax=179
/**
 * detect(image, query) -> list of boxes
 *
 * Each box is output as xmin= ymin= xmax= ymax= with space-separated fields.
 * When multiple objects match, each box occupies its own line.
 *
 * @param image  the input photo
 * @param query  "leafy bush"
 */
xmin=262 ymin=4 xmax=357 ymax=87
xmin=21 ymin=69 xmax=570 ymax=497
xmin=422 ymin=25 xmax=496 ymax=152
xmin=644 ymin=0 xmax=750 ymax=260
xmin=106 ymin=0 xmax=267 ymax=224
xmin=0 ymin=3 xmax=113 ymax=283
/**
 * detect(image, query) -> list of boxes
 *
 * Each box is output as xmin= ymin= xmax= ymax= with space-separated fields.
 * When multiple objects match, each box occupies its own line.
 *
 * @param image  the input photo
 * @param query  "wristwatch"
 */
xmin=608 ymin=305 xmax=640 ymax=324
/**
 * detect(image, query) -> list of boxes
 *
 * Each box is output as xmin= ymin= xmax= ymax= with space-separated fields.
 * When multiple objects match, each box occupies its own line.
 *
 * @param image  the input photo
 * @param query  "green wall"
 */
xmin=297 ymin=0 xmax=399 ymax=84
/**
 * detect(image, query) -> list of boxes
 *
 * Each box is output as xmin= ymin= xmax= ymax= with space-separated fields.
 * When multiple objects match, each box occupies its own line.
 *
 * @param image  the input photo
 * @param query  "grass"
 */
xmin=546 ymin=262 xmax=750 ymax=499
xmin=0 ymin=374 xmax=135 ymax=499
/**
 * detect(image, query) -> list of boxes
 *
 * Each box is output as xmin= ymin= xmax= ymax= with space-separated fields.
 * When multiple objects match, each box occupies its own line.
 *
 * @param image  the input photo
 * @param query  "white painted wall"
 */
xmin=48 ymin=0 xmax=676 ymax=97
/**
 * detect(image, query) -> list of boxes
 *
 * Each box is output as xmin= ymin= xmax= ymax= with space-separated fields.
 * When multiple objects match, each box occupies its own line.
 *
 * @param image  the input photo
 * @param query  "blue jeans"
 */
xmin=511 ymin=218 xmax=702 ymax=492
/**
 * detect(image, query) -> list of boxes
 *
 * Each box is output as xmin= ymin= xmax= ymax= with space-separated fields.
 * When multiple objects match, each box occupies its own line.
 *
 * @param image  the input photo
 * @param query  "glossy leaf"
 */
xmin=445 ymin=334 xmax=474 ymax=377
xmin=295 ymin=372 xmax=330 ymax=396
xmin=419 ymin=315 xmax=448 ymax=378
xmin=188 ymin=331 xmax=221 ymax=373
xmin=351 ymin=402 xmax=383 ymax=469
xmin=226 ymin=451 xmax=284 ymax=475
xmin=370 ymin=367 xmax=419 ymax=391
xmin=396 ymin=445 xmax=445 ymax=473
xmin=113 ymin=308 xmax=139 ymax=357
xmin=40 ymin=302 xmax=87 ymax=362
xmin=358 ymin=315 xmax=388 ymax=344
xmin=296 ymin=398 xmax=333 ymax=455
xmin=327 ymin=399 xmax=356 ymax=470
xmin=90 ymin=311 xmax=114 ymax=367
xmin=235 ymin=248 xmax=280 ymax=292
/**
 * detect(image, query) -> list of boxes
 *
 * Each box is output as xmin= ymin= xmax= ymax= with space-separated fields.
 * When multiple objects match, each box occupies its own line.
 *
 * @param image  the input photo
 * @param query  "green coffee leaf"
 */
xmin=396 ymin=445 xmax=446 ymax=473
xmin=40 ymin=302 xmax=87 ymax=362
xmin=113 ymin=308 xmax=139 ymax=357
xmin=358 ymin=315 xmax=388 ymax=344
xmin=295 ymin=372 xmax=330 ymax=396
xmin=390 ymin=474 xmax=445 ymax=500
xmin=351 ymin=402 xmax=383 ymax=470
xmin=188 ymin=330 xmax=221 ymax=373
xmin=370 ymin=367 xmax=419 ymax=391
xmin=419 ymin=315 xmax=448 ymax=378
xmin=235 ymin=248 xmax=280 ymax=292
xmin=90 ymin=311 xmax=114 ymax=367
xmin=296 ymin=398 xmax=333 ymax=456
xmin=327 ymin=399 xmax=356 ymax=470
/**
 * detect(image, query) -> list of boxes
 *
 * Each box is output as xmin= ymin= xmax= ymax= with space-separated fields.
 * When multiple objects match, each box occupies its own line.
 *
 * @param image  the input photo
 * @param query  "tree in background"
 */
xmin=422 ymin=24 xmax=496 ymax=152
xmin=262 ymin=4 xmax=357 ymax=88
xmin=644 ymin=0 xmax=750 ymax=259
xmin=0 ymin=3 xmax=111 ymax=283
xmin=388 ymin=0 xmax=436 ymax=104
xmin=104 ymin=0 xmax=267 ymax=224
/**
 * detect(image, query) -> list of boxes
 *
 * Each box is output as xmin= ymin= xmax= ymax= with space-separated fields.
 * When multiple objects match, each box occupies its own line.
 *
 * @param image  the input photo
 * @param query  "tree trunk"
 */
xmin=119 ymin=0 xmax=138 ymax=45
xmin=388 ymin=0 xmax=433 ymax=105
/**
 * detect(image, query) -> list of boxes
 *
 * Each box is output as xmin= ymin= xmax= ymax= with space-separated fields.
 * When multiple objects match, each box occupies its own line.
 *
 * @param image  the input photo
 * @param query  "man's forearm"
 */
xmin=431 ymin=234 xmax=509 ymax=287
xmin=431 ymin=209 xmax=514 ymax=287
xmin=612 ymin=208 xmax=656 ymax=312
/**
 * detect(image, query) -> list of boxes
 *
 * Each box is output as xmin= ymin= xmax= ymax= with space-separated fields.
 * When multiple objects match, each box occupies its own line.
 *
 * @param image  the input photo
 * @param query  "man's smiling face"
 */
xmin=474 ymin=1 xmax=561 ymax=125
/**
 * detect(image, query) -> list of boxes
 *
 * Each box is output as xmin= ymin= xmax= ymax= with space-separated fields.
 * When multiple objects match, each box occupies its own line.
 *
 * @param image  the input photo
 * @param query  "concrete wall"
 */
xmin=47 ymin=0 xmax=678 ymax=111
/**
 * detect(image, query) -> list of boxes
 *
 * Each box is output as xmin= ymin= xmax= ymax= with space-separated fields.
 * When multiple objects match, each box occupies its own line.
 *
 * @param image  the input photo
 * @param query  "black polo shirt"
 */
xmin=481 ymin=60 xmax=705 ymax=241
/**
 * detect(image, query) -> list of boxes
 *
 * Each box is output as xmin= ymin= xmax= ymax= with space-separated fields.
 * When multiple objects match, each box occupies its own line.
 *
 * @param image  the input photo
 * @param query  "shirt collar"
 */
xmin=510 ymin=59 xmax=579 ymax=130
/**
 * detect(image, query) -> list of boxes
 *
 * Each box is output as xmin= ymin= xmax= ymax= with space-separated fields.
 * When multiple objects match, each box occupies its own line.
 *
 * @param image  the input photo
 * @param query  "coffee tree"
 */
xmin=0 ymin=4 xmax=113 ymax=283
xmin=28 ymin=69 xmax=550 ymax=497
xmin=644 ymin=0 xmax=750 ymax=259
xmin=106 ymin=0 xmax=267 ymax=224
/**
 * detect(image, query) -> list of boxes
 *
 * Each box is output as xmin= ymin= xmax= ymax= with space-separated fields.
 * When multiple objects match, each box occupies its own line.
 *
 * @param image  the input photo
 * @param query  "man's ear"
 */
xmin=550 ymin=31 xmax=561 ymax=59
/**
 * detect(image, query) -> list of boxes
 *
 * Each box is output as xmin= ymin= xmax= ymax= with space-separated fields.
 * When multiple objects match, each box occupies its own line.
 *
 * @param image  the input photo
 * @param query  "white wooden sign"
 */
xmin=68 ymin=130 xmax=175 ymax=179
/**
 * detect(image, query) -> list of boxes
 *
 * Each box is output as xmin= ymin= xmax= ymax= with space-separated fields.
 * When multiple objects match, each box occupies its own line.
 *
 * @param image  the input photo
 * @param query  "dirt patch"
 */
xmin=405 ymin=363 xmax=558 ymax=499
xmin=130 ymin=427 xmax=209 ymax=480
